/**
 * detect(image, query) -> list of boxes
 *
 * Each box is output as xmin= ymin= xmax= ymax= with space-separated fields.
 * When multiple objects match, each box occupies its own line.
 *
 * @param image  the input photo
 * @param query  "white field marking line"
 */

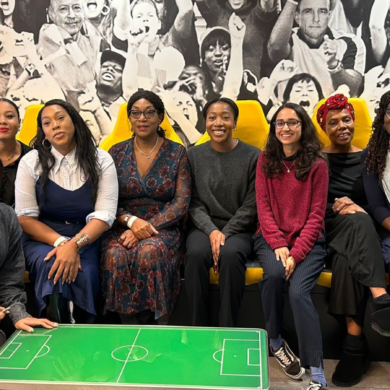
xmin=220 ymin=339 xmax=262 ymax=377
xmin=0 ymin=335 xmax=51 ymax=370
xmin=44 ymin=324 xmax=260 ymax=333
xmin=213 ymin=349 xmax=222 ymax=363
xmin=258 ymin=330 xmax=262 ymax=390
xmin=0 ymin=343 xmax=21 ymax=359
xmin=111 ymin=345 xmax=148 ymax=362
xmin=36 ymin=345 xmax=50 ymax=359
xmin=116 ymin=328 xmax=141 ymax=383
xmin=247 ymin=348 xmax=260 ymax=366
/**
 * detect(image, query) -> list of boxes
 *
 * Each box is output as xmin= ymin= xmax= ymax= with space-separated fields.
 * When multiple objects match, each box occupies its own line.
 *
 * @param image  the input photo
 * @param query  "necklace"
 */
xmin=282 ymin=159 xmax=295 ymax=173
xmin=1 ymin=144 xmax=18 ymax=162
xmin=135 ymin=136 xmax=159 ymax=159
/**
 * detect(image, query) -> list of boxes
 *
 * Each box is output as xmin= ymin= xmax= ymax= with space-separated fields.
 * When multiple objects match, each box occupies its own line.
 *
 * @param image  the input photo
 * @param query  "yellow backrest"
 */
xmin=195 ymin=100 xmax=269 ymax=149
xmin=312 ymin=98 xmax=372 ymax=149
xmin=99 ymin=103 xmax=183 ymax=151
xmin=16 ymin=104 xmax=44 ymax=146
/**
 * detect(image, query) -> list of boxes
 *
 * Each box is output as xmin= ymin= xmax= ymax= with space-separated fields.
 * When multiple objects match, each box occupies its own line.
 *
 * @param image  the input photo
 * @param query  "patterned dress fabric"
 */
xmin=100 ymin=138 xmax=191 ymax=324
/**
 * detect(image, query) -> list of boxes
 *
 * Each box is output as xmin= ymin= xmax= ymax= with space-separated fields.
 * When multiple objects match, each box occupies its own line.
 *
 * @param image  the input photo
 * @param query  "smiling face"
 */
xmin=82 ymin=0 xmax=105 ymax=19
xmin=325 ymin=109 xmax=355 ymax=147
xmin=295 ymin=0 xmax=330 ymax=43
xmin=129 ymin=98 xmax=163 ymax=140
xmin=0 ymin=0 xmax=15 ymax=16
xmin=49 ymin=0 xmax=84 ymax=37
xmin=227 ymin=0 xmax=248 ymax=10
xmin=41 ymin=104 xmax=76 ymax=155
xmin=132 ymin=1 xmax=161 ymax=44
xmin=0 ymin=100 xmax=20 ymax=142
xmin=205 ymin=101 xmax=236 ymax=145
xmin=98 ymin=60 xmax=123 ymax=90
xmin=288 ymin=80 xmax=320 ymax=115
xmin=204 ymin=40 xmax=230 ymax=76
xmin=275 ymin=108 xmax=302 ymax=152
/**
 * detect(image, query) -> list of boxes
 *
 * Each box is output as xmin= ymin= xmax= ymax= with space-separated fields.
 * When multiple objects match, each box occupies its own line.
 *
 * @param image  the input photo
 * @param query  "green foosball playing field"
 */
xmin=0 ymin=325 xmax=269 ymax=389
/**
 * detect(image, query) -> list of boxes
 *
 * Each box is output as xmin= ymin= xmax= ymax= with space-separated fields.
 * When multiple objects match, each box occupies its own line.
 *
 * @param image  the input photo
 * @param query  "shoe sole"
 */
xmin=285 ymin=366 xmax=305 ymax=380
xmin=332 ymin=358 xmax=370 ymax=387
xmin=372 ymin=322 xmax=390 ymax=337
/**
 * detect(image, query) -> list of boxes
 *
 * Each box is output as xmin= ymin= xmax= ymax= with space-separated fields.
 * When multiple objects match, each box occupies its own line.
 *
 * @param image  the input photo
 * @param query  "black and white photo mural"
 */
xmin=0 ymin=0 xmax=389 ymax=147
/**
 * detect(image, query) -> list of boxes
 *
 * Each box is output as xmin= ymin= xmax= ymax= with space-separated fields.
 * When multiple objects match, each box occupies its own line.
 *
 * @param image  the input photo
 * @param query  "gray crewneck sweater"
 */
xmin=187 ymin=140 xmax=260 ymax=239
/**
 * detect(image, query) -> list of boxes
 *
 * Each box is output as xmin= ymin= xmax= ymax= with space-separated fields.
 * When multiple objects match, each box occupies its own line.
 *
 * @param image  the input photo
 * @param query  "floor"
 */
xmin=269 ymin=358 xmax=390 ymax=389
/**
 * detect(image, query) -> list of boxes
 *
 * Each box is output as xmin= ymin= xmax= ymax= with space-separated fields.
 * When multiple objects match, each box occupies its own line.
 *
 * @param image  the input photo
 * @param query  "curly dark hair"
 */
xmin=365 ymin=91 xmax=390 ymax=180
xmin=263 ymin=103 xmax=325 ymax=181
xmin=127 ymin=90 xmax=165 ymax=138
xmin=31 ymin=99 xmax=101 ymax=202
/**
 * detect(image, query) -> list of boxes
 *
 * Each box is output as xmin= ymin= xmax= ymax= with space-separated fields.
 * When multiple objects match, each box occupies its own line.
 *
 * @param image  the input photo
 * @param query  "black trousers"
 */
xmin=326 ymin=212 xmax=387 ymax=327
xmin=185 ymin=228 xmax=253 ymax=327
xmin=254 ymin=232 xmax=326 ymax=368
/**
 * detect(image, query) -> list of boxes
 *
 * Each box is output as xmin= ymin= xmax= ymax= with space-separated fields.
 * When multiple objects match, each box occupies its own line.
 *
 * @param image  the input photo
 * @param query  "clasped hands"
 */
xmin=274 ymin=247 xmax=296 ymax=280
xmin=332 ymin=196 xmax=366 ymax=215
xmin=118 ymin=218 xmax=158 ymax=249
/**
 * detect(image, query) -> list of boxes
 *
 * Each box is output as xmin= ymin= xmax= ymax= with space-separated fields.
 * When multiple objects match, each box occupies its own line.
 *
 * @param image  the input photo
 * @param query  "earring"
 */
xmin=101 ymin=5 xmax=110 ymax=16
xmin=42 ymin=139 xmax=51 ymax=149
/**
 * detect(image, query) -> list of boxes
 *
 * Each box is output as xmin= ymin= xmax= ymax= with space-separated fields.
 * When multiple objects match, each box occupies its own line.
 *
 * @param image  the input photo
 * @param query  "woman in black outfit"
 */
xmin=316 ymin=94 xmax=390 ymax=388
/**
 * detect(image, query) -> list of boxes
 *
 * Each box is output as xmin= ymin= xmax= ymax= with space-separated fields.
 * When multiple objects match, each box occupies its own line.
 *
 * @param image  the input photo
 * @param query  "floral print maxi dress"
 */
xmin=101 ymin=138 xmax=191 ymax=324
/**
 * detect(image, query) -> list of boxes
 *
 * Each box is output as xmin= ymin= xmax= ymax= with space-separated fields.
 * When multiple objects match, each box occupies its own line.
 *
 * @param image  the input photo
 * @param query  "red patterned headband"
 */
xmin=316 ymin=94 xmax=355 ymax=131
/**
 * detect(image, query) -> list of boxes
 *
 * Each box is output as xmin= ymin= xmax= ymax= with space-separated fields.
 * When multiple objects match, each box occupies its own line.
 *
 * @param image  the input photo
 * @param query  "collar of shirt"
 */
xmin=51 ymin=146 xmax=78 ymax=174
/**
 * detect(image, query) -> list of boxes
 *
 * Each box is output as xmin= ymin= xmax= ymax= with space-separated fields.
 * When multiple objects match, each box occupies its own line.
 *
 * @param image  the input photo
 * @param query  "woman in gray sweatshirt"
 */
xmin=185 ymin=97 xmax=260 ymax=327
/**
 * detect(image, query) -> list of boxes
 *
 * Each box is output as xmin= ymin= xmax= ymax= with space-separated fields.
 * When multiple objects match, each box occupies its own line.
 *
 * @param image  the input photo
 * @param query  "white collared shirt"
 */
xmin=15 ymin=147 xmax=118 ymax=227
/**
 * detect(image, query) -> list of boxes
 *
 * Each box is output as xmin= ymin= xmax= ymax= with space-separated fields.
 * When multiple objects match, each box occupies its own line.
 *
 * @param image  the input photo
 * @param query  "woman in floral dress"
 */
xmin=100 ymin=90 xmax=191 ymax=324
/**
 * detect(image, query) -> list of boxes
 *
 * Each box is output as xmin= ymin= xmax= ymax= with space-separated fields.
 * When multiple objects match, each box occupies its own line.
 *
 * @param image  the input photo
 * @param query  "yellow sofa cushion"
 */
xmin=100 ymin=103 xmax=183 ymax=151
xmin=16 ymin=104 xmax=44 ymax=146
xmin=195 ymin=100 xmax=269 ymax=149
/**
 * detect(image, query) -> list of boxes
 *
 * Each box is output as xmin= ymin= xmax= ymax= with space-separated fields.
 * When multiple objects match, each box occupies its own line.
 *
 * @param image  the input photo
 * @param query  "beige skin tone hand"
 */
xmin=209 ymin=230 xmax=225 ymax=273
xmin=130 ymin=218 xmax=158 ymax=240
xmin=118 ymin=230 xmax=139 ymax=248
xmin=15 ymin=318 xmax=58 ymax=333
xmin=332 ymin=196 xmax=366 ymax=215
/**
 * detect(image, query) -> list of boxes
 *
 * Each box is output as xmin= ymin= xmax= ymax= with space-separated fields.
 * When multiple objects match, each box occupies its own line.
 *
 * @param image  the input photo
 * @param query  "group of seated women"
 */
xmin=1 ymin=90 xmax=390 ymax=390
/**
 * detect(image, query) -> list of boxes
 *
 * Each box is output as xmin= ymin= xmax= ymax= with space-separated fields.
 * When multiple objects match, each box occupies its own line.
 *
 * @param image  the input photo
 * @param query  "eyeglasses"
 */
xmin=274 ymin=120 xmax=302 ymax=129
xmin=129 ymin=110 xmax=157 ymax=119
xmin=385 ymin=109 xmax=390 ymax=119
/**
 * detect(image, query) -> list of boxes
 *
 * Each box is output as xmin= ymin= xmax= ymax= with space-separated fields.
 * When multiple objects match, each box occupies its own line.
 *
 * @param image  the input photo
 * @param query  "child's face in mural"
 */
xmin=132 ymin=1 xmax=161 ymax=43
xmin=288 ymin=80 xmax=319 ymax=115
xmin=0 ymin=0 xmax=15 ymax=16
xmin=49 ymin=0 xmax=84 ymax=37
xmin=227 ymin=0 xmax=248 ymax=11
xmin=98 ymin=60 xmax=123 ymax=91
xmin=204 ymin=41 xmax=230 ymax=76
xmin=178 ymin=65 xmax=207 ymax=101
xmin=295 ymin=0 xmax=330 ymax=42
xmin=82 ymin=0 xmax=106 ymax=19
xmin=172 ymin=91 xmax=198 ymax=126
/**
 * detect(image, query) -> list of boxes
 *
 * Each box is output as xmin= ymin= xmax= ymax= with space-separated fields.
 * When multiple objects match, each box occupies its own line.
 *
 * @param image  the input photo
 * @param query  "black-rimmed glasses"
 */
xmin=274 ymin=120 xmax=302 ymax=129
xmin=129 ymin=110 xmax=157 ymax=119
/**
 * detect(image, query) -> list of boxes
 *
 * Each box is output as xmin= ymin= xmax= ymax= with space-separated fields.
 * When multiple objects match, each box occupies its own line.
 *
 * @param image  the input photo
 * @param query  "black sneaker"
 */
xmin=270 ymin=339 xmax=305 ymax=380
xmin=307 ymin=380 xmax=326 ymax=390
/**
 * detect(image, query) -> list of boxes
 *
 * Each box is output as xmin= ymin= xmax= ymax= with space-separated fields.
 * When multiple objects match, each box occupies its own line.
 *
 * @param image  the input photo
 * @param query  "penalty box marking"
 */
xmin=0 ymin=334 xmax=51 ymax=370
xmin=220 ymin=338 xmax=262 ymax=377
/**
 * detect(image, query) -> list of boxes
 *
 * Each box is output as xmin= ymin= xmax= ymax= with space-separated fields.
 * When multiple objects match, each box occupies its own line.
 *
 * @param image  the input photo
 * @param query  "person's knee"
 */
xmin=185 ymin=243 xmax=210 ymax=270
xmin=219 ymin=249 xmax=246 ymax=272
xmin=289 ymin=285 xmax=310 ymax=306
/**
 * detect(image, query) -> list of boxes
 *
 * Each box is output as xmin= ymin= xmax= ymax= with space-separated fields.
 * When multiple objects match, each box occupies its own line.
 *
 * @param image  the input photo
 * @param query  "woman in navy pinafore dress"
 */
xmin=15 ymin=99 xmax=118 ymax=323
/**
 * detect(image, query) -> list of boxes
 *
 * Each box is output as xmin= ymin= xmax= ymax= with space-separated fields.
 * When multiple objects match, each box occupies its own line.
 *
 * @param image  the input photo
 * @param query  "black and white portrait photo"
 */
xmin=1 ymin=0 xmax=389 ymax=147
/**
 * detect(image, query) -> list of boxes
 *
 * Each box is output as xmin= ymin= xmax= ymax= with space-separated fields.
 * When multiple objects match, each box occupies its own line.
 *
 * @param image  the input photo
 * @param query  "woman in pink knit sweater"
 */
xmin=254 ymin=103 xmax=329 ymax=390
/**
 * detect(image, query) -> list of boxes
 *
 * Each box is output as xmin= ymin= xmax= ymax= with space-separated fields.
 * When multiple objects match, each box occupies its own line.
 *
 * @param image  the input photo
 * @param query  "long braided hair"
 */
xmin=365 ymin=91 xmax=390 ymax=180
xmin=31 ymin=99 xmax=101 ymax=202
